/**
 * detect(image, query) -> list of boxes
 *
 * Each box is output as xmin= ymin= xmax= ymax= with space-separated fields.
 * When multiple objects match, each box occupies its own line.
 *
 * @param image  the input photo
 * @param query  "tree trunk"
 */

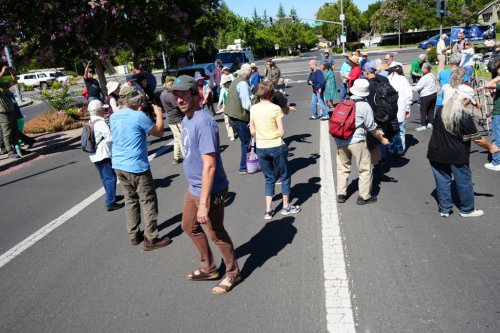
xmin=94 ymin=58 xmax=108 ymax=96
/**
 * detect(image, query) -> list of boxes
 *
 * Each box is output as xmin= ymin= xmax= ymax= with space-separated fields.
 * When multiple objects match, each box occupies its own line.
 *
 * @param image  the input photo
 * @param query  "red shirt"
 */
xmin=348 ymin=66 xmax=362 ymax=88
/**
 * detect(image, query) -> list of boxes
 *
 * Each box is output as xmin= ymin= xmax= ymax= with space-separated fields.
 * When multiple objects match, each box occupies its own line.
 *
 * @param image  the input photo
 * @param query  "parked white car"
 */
xmin=48 ymin=71 xmax=73 ymax=84
xmin=18 ymin=72 xmax=54 ymax=89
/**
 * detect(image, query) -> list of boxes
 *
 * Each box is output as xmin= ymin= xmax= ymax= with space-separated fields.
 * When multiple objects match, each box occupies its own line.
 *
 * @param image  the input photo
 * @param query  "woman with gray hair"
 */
xmin=427 ymin=85 xmax=500 ymax=218
xmin=412 ymin=62 xmax=437 ymax=131
xmin=435 ymin=53 xmax=462 ymax=114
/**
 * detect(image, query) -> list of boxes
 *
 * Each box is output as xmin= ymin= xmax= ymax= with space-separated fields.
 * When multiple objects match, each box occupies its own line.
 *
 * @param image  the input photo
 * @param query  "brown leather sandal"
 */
xmin=211 ymin=275 xmax=242 ymax=295
xmin=186 ymin=269 xmax=220 ymax=281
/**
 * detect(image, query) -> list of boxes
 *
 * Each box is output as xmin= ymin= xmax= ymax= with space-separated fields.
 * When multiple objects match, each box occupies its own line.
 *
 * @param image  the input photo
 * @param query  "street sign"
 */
xmin=312 ymin=22 xmax=322 ymax=27
xmin=340 ymin=36 xmax=347 ymax=43
xmin=340 ymin=14 xmax=345 ymax=21
xmin=275 ymin=44 xmax=280 ymax=50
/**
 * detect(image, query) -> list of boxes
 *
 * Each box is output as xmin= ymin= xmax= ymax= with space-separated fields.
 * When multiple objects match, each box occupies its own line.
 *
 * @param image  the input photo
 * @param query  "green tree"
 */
xmin=277 ymin=3 xmax=286 ymax=19
xmin=316 ymin=0 xmax=366 ymax=41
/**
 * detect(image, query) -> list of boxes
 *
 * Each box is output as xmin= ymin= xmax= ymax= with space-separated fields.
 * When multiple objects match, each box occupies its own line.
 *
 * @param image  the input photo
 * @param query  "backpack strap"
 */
xmin=89 ymin=118 xmax=105 ymax=147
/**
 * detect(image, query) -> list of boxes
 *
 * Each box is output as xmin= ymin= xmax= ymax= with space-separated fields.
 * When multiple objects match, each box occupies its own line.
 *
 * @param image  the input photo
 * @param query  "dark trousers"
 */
xmin=181 ymin=188 xmax=239 ymax=277
xmin=0 ymin=111 xmax=18 ymax=154
xmin=94 ymin=158 xmax=117 ymax=207
xmin=420 ymin=93 xmax=436 ymax=126
xmin=230 ymin=118 xmax=251 ymax=172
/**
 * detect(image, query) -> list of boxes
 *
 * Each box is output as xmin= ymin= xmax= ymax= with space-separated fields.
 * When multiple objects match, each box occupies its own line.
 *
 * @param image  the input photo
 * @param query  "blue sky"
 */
xmin=223 ymin=0 xmax=372 ymax=20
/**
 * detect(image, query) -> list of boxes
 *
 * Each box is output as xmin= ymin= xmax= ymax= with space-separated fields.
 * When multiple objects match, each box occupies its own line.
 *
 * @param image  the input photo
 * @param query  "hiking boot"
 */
xmin=130 ymin=232 xmax=144 ymax=246
xmin=459 ymin=209 xmax=484 ymax=218
xmin=144 ymin=236 xmax=172 ymax=251
xmin=337 ymin=195 xmax=346 ymax=203
xmin=356 ymin=196 xmax=377 ymax=205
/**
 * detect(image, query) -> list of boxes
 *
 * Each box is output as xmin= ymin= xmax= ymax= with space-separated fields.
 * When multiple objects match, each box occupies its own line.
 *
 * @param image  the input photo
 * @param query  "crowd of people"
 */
xmin=310 ymin=35 xmax=500 ymax=218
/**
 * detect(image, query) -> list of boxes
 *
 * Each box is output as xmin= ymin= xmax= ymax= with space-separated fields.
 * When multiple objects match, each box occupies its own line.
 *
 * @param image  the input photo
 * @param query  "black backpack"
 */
xmin=80 ymin=119 xmax=102 ymax=153
xmin=487 ymin=51 xmax=500 ymax=75
xmin=373 ymin=81 xmax=399 ymax=123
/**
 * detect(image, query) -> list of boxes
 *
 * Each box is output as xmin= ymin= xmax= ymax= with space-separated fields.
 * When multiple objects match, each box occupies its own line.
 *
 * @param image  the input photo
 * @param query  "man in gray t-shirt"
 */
xmin=160 ymin=76 xmax=185 ymax=164
xmin=172 ymin=75 xmax=241 ymax=295
xmin=334 ymin=79 xmax=388 ymax=205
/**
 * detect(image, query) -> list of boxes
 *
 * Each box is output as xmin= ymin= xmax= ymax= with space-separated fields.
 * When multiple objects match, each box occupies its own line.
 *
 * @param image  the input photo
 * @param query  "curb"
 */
xmin=18 ymin=100 xmax=34 ymax=108
xmin=0 ymin=135 xmax=81 ymax=172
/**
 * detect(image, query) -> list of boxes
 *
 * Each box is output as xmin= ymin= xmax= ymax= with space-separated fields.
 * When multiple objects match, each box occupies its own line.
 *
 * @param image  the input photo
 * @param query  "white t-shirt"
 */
xmin=460 ymin=48 xmax=474 ymax=67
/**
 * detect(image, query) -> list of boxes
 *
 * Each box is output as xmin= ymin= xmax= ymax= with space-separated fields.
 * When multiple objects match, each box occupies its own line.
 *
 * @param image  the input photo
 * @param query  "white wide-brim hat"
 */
xmin=106 ymin=81 xmax=120 ymax=93
xmin=350 ymin=79 xmax=370 ymax=97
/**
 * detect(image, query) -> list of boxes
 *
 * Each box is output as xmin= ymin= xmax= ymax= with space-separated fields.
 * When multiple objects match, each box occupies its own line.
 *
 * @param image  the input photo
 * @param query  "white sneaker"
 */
xmin=427 ymin=123 xmax=433 ymax=129
xmin=440 ymin=212 xmax=450 ymax=218
xmin=484 ymin=162 xmax=500 ymax=171
xmin=415 ymin=126 xmax=427 ymax=131
xmin=459 ymin=209 xmax=484 ymax=218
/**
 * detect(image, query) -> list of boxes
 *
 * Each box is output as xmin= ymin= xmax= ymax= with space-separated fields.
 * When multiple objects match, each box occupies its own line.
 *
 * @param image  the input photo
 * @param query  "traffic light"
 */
xmin=292 ymin=15 xmax=296 ymax=23
xmin=436 ymin=0 xmax=447 ymax=18
xmin=269 ymin=17 xmax=273 ymax=24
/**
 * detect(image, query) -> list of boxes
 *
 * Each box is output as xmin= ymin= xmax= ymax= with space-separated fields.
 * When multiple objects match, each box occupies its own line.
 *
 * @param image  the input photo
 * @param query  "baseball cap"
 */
xmin=172 ymin=75 xmax=197 ymax=91
xmin=88 ymin=100 xmax=109 ymax=113
xmin=362 ymin=60 xmax=377 ymax=73
xmin=119 ymin=85 xmax=140 ymax=98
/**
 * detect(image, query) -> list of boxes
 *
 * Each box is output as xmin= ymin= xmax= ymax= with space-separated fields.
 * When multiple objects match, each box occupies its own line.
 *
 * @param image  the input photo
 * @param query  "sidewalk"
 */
xmin=0 ymin=128 xmax=81 ymax=172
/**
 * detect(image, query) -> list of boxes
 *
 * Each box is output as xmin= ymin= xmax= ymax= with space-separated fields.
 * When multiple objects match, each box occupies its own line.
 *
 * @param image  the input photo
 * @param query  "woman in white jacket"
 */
xmin=387 ymin=64 xmax=413 ymax=155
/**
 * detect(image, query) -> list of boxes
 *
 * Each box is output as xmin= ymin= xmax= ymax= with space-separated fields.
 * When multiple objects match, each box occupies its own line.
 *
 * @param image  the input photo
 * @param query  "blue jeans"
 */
xmin=230 ymin=118 xmax=251 ymax=172
xmin=339 ymin=83 xmax=347 ymax=103
xmin=256 ymin=144 xmax=290 ymax=196
xmin=390 ymin=121 xmax=407 ymax=152
xmin=491 ymin=115 xmax=500 ymax=165
xmin=311 ymin=92 xmax=329 ymax=118
xmin=464 ymin=66 xmax=473 ymax=79
xmin=94 ymin=158 xmax=117 ymax=206
xmin=430 ymin=161 xmax=475 ymax=214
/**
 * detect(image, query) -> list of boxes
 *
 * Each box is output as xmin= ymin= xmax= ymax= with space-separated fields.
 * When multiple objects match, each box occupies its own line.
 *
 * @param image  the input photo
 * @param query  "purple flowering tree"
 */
xmin=0 ymin=0 xmax=220 ymax=91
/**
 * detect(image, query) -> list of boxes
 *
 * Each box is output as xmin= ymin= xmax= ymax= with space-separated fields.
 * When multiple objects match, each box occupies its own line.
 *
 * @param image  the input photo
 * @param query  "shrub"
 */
xmin=50 ymin=81 xmax=61 ymax=90
xmin=19 ymin=83 xmax=35 ymax=91
xmin=24 ymin=110 xmax=81 ymax=134
xmin=39 ymin=85 xmax=73 ymax=110
xmin=63 ymin=106 xmax=81 ymax=120
xmin=65 ymin=70 xmax=78 ymax=77
xmin=291 ymin=50 xmax=300 ymax=56
xmin=330 ymin=47 xmax=343 ymax=54
xmin=426 ymin=47 xmax=437 ymax=64
xmin=346 ymin=42 xmax=364 ymax=51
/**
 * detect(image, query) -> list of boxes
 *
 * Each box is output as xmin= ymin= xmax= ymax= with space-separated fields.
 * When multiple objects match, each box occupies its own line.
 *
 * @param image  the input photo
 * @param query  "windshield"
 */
xmin=216 ymin=52 xmax=247 ymax=64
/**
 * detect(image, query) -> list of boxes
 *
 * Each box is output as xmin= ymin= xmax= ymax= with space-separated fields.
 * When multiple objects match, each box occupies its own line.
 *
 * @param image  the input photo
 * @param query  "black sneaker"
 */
xmin=337 ymin=195 xmax=346 ymax=203
xmin=356 ymin=196 xmax=377 ymax=205
xmin=106 ymin=202 xmax=124 ymax=211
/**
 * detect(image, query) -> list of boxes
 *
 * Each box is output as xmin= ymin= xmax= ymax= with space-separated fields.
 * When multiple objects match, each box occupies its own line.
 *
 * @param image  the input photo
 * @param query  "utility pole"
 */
xmin=340 ymin=0 xmax=345 ymax=54
xmin=3 ymin=46 xmax=22 ymax=101
xmin=159 ymin=34 xmax=168 ymax=70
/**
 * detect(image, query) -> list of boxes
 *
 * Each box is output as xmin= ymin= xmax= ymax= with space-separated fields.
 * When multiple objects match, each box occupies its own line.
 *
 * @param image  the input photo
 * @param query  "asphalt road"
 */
xmin=2 ymin=50 xmax=499 ymax=332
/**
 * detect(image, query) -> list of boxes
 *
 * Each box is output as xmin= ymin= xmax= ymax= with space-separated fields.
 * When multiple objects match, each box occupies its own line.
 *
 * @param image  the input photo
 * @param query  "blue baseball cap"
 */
xmin=362 ymin=60 xmax=377 ymax=73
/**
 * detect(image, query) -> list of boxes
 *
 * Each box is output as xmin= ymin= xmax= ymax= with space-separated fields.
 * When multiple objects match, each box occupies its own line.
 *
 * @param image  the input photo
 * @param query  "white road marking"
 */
xmin=319 ymin=121 xmax=356 ymax=332
xmin=0 ymin=140 xmax=174 ymax=269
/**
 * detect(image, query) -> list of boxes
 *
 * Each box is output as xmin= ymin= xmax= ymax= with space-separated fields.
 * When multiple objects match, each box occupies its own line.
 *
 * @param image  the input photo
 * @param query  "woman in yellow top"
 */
xmin=250 ymin=81 xmax=301 ymax=220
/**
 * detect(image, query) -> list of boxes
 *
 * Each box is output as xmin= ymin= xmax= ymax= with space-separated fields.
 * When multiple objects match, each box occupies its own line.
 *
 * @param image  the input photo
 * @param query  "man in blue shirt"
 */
xmin=172 ymin=75 xmax=241 ymax=295
xmin=307 ymin=59 xmax=330 ymax=120
xmin=320 ymin=50 xmax=334 ymax=66
xmin=249 ymin=63 xmax=261 ymax=95
xmin=110 ymin=86 xmax=171 ymax=251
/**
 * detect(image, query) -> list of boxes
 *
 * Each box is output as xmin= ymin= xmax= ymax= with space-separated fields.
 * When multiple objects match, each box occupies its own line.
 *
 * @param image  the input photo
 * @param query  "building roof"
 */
xmin=478 ymin=0 xmax=500 ymax=15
